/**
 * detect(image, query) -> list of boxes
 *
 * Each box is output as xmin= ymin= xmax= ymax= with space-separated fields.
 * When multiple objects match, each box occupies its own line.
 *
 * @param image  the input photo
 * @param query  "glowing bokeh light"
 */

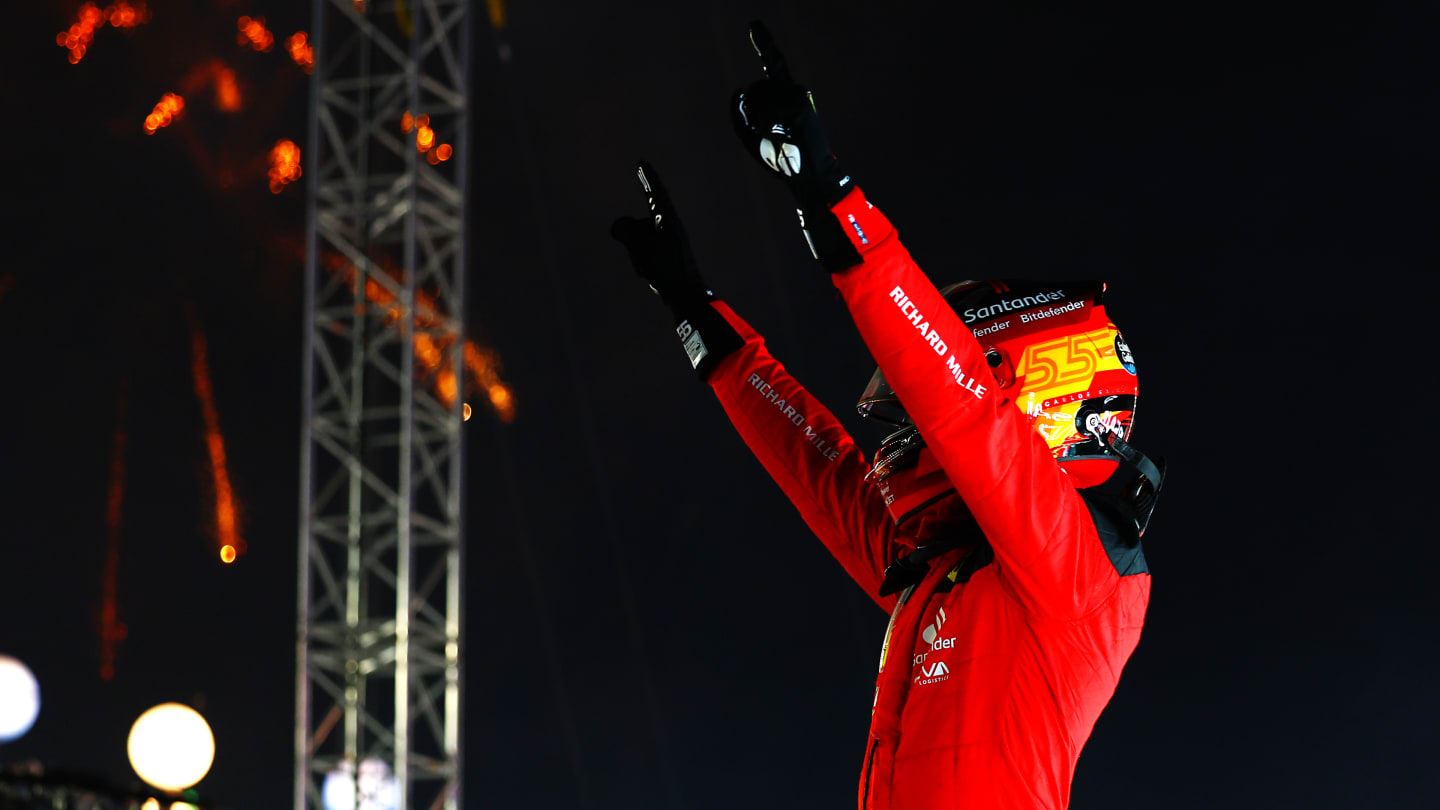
xmin=220 ymin=544 xmax=236 ymax=564
xmin=287 ymin=32 xmax=314 ymax=74
xmin=322 ymin=758 xmax=398 ymax=810
xmin=0 ymin=655 xmax=40 ymax=742
xmin=321 ymin=761 xmax=356 ymax=810
xmin=214 ymin=65 xmax=241 ymax=112
xmin=143 ymin=93 xmax=184 ymax=134
xmin=236 ymin=16 xmax=274 ymax=52
xmin=57 ymin=2 xmax=150 ymax=64
xmin=269 ymin=139 xmax=302 ymax=193
xmin=127 ymin=703 xmax=215 ymax=791
xmin=357 ymin=757 xmax=399 ymax=810
xmin=321 ymin=252 xmax=515 ymax=421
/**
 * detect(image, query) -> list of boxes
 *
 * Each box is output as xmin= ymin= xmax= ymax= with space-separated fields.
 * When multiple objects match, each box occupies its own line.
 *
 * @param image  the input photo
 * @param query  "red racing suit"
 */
xmin=703 ymin=188 xmax=1150 ymax=809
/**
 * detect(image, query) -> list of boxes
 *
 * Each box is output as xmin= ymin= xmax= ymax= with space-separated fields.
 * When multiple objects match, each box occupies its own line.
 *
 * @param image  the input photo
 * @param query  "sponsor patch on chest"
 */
xmin=911 ymin=604 xmax=956 ymax=686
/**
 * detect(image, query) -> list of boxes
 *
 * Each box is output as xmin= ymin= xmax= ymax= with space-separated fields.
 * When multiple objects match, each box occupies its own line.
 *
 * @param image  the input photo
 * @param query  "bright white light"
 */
xmin=0 ymin=655 xmax=40 ymax=742
xmin=322 ymin=757 xmax=398 ymax=810
xmin=356 ymin=757 xmax=398 ymax=810
xmin=321 ymin=760 xmax=357 ymax=810
xmin=126 ymin=703 xmax=215 ymax=791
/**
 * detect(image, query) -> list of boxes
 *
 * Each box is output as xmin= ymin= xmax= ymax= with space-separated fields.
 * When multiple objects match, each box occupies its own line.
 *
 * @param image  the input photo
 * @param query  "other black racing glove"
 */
xmin=731 ymin=21 xmax=863 ymax=272
xmin=611 ymin=160 xmax=744 ymax=380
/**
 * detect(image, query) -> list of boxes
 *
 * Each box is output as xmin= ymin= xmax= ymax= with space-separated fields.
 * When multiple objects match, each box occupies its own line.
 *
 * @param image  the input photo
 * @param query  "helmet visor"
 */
xmin=855 ymin=366 xmax=912 ymax=426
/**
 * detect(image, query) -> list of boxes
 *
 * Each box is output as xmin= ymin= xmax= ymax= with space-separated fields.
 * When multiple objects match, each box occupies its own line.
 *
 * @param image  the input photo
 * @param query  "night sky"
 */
xmin=3 ymin=1 xmax=1437 ymax=809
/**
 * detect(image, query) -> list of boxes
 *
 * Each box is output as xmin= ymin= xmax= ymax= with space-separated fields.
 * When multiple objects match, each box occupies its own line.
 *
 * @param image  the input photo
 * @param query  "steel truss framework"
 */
xmin=297 ymin=2 xmax=470 ymax=810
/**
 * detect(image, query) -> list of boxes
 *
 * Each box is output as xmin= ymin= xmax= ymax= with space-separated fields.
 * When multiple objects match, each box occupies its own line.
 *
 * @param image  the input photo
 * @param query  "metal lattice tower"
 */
xmin=297 ymin=2 xmax=470 ymax=809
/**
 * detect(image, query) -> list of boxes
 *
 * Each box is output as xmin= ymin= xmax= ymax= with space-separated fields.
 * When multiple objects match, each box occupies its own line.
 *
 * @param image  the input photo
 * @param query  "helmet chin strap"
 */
xmin=875 ymin=436 xmax=1167 ymax=598
xmin=1103 ymin=433 xmax=1166 ymax=537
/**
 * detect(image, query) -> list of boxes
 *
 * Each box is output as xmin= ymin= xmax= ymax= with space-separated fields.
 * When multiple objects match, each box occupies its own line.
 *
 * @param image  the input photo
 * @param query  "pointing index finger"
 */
xmin=747 ymin=20 xmax=791 ymax=83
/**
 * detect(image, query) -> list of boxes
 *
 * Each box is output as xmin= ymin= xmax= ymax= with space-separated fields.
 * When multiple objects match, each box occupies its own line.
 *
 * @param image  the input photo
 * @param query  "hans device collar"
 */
xmin=875 ymin=438 xmax=1166 ymax=599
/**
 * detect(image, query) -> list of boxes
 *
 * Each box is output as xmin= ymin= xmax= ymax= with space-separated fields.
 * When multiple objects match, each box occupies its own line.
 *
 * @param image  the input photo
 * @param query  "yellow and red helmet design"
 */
xmin=944 ymin=279 xmax=1137 ymax=458
xmin=857 ymin=279 xmax=1149 ymax=526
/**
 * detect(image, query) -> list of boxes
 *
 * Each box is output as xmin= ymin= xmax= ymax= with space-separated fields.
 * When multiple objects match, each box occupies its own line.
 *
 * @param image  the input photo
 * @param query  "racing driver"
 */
xmin=610 ymin=22 xmax=1165 ymax=810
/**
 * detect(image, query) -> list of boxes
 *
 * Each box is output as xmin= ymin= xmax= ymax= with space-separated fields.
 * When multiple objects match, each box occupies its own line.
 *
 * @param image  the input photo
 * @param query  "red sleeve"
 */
xmin=704 ymin=301 xmax=903 ymax=612
xmin=822 ymin=189 xmax=1119 ymax=619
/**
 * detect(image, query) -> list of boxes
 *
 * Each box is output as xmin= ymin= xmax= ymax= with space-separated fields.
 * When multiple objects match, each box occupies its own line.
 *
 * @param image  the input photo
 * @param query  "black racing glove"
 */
xmin=611 ymin=160 xmax=744 ymax=379
xmin=731 ymin=21 xmax=862 ymax=272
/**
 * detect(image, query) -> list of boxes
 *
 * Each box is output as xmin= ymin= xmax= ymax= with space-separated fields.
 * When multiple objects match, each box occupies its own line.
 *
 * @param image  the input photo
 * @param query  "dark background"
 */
xmin=3 ymin=1 xmax=1437 ymax=808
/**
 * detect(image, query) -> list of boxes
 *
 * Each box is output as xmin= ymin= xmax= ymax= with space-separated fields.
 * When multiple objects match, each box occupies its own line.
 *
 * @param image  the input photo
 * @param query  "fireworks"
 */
xmin=236 ymin=16 xmax=275 ymax=53
xmin=286 ymin=32 xmax=314 ymax=74
xmin=465 ymin=343 xmax=516 ymax=422
xmin=401 ymin=111 xmax=455 ymax=165
xmin=322 ymin=252 xmax=516 ymax=421
xmin=56 ymin=2 xmax=150 ymax=64
xmin=56 ymin=0 xmax=508 ymax=590
xmin=269 ymin=139 xmax=302 ymax=193
xmin=186 ymin=305 xmax=245 ymax=564
xmin=143 ymin=92 xmax=184 ymax=134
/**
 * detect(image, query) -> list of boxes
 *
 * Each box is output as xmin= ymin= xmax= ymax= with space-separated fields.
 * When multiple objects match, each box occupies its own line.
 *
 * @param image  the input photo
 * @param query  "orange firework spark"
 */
xmin=185 ymin=304 xmax=245 ymax=563
xmin=106 ymin=1 xmax=147 ymax=27
xmin=143 ymin=92 xmax=184 ymax=134
xmin=268 ymin=139 xmax=302 ymax=193
xmin=56 ymin=2 xmax=150 ymax=64
xmin=464 ymin=343 xmax=516 ymax=422
xmin=322 ymin=252 xmax=515 ymax=421
xmin=287 ymin=31 xmax=314 ymax=74
xmin=237 ymin=15 xmax=275 ymax=52
xmin=99 ymin=387 xmax=130 ymax=681
xmin=402 ymin=111 xmax=454 ymax=163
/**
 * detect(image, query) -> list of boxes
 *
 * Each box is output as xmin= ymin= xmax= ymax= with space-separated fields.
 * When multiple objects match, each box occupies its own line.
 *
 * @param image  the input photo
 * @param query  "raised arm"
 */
xmin=703 ymin=302 xmax=902 ymax=610
xmin=612 ymin=162 xmax=902 ymax=610
xmin=729 ymin=23 xmax=1120 ymax=618
xmin=826 ymin=194 xmax=1118 ymax=617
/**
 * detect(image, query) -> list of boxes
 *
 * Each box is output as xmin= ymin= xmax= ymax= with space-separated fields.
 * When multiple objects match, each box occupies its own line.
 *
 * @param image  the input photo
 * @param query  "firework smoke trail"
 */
xmin=179 ymin=60 xmax=243 ymax=113
xmin=184 ymin=302 xmax=244 ymax=563
xmin=99 ymin=385 xmax=131 ymax=680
